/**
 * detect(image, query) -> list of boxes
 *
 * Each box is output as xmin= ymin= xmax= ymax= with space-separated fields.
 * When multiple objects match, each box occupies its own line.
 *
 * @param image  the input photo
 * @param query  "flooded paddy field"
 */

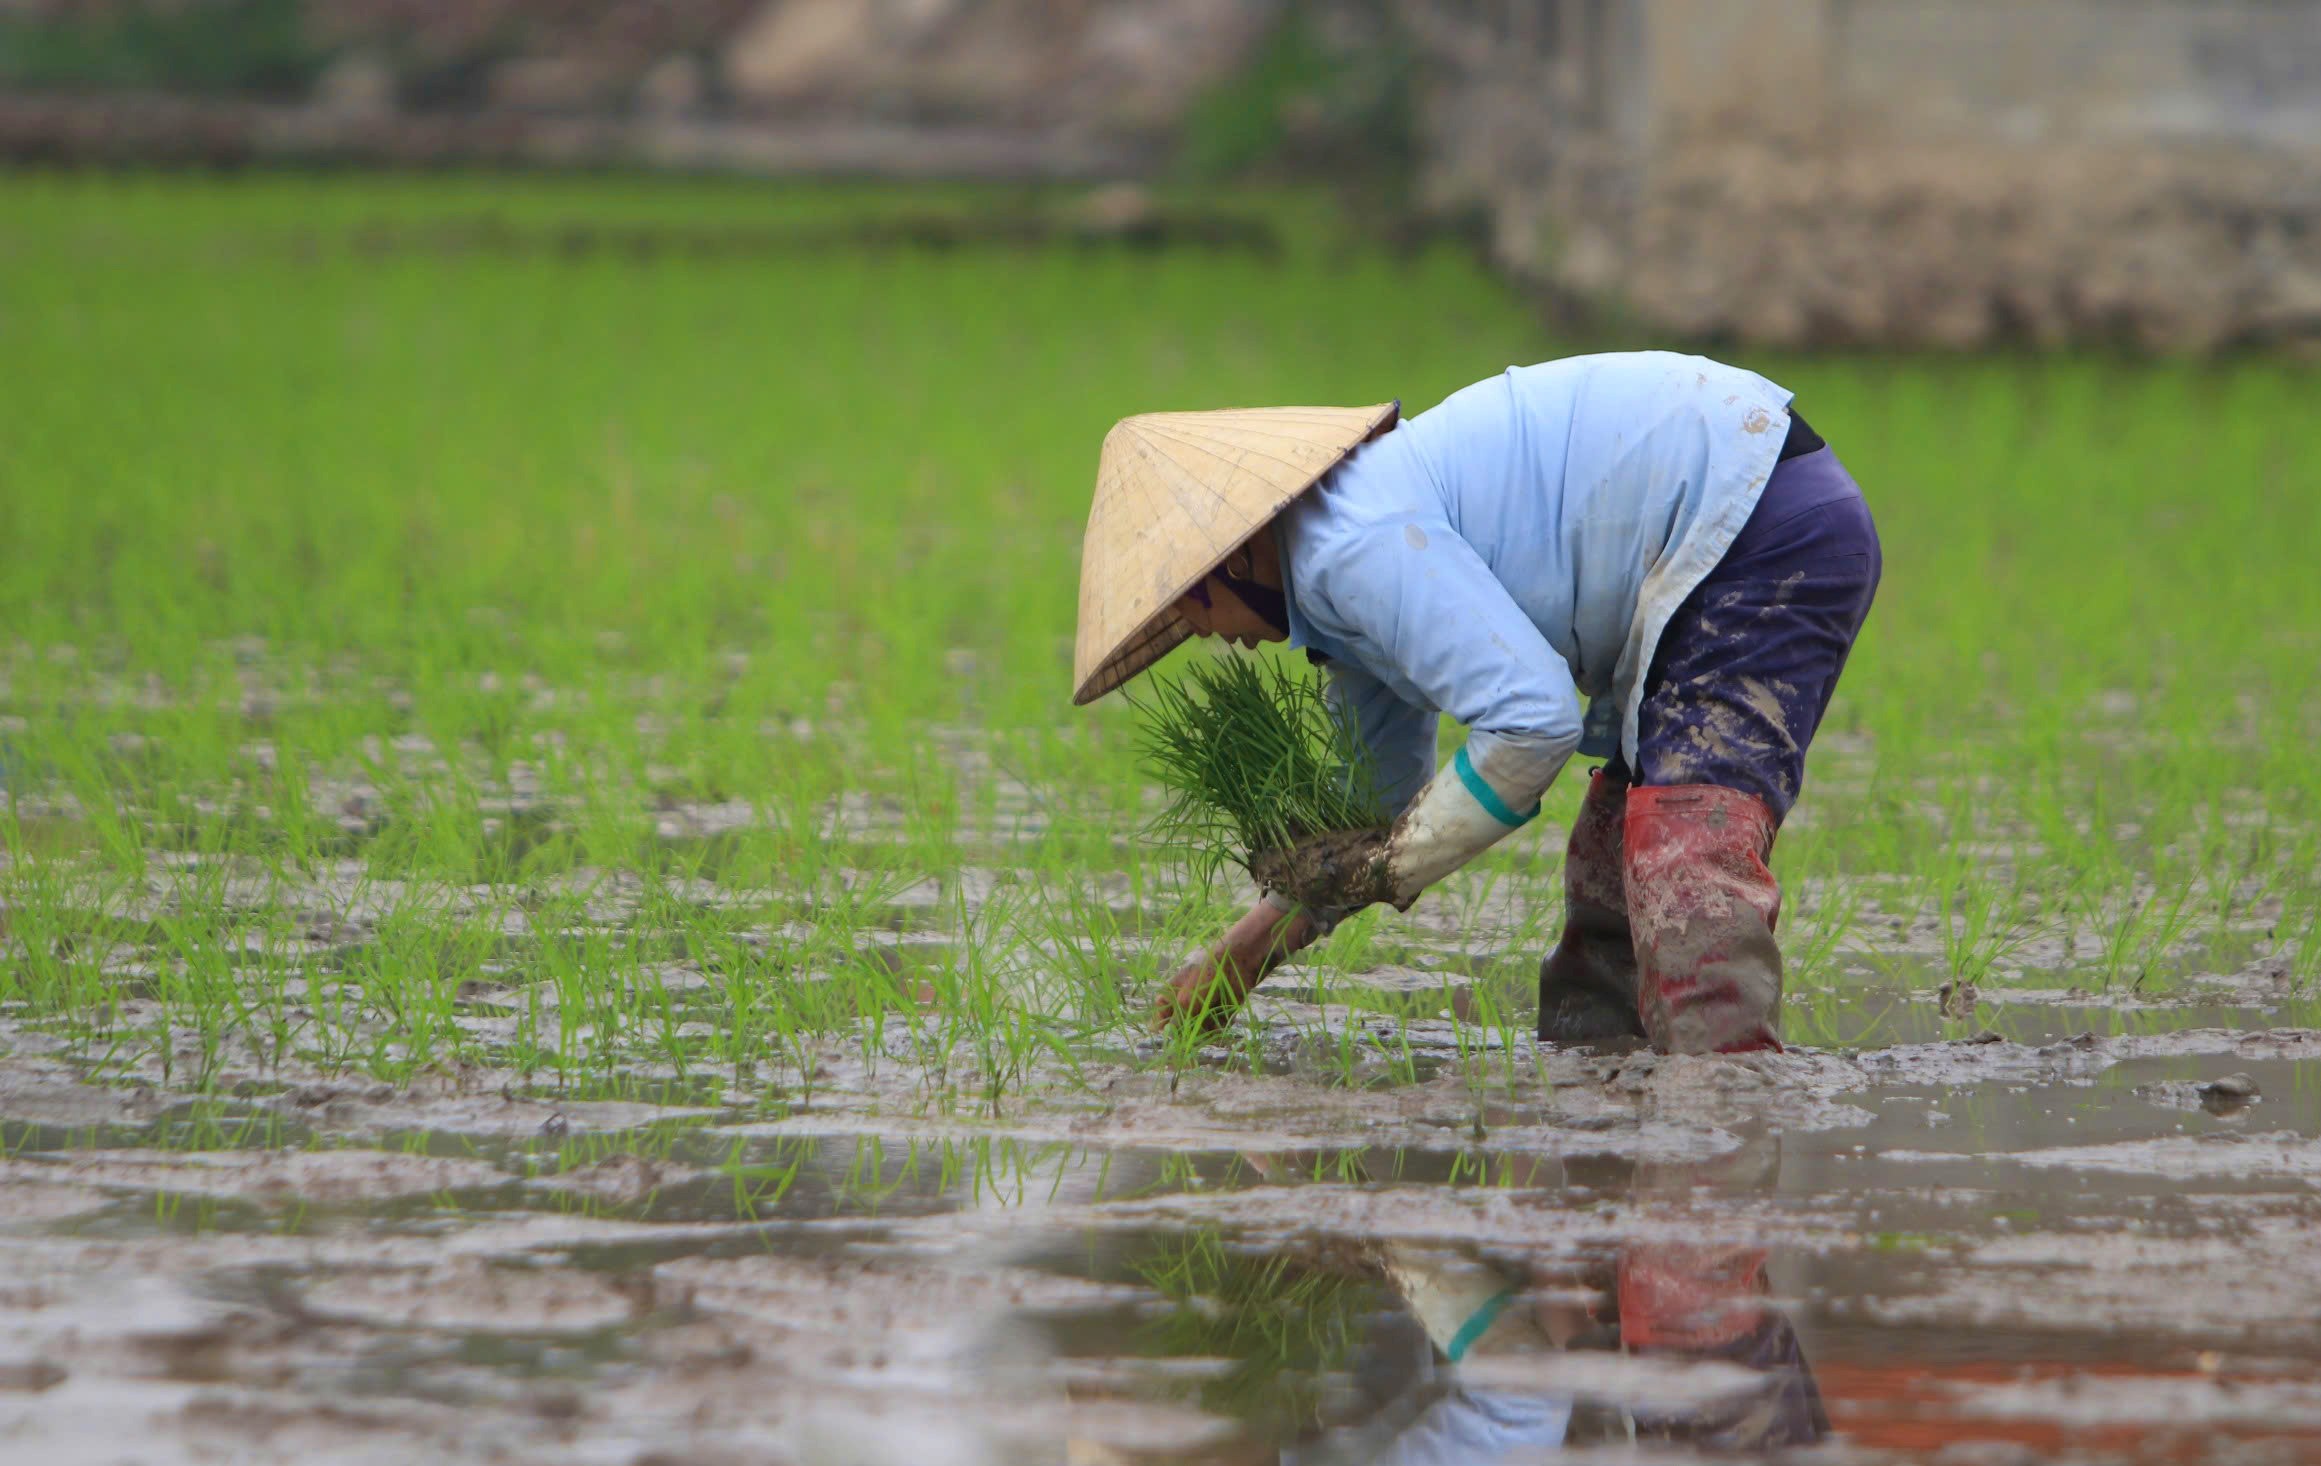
xmin=0 ymin=962 xmax=2316 ymax=1463
xmin=4 ymin=176 xmax=2320 ymax=1461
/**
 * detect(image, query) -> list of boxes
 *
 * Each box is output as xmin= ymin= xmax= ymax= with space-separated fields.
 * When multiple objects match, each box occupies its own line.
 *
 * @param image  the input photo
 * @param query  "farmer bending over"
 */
xmin=1071 ymin=353 xmax=1879 ymax=1054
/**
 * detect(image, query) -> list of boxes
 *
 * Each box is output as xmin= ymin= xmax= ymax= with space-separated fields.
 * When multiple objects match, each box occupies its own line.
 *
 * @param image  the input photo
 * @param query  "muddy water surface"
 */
xmin=0 ymin=1001 xmax=2315 ymax=1465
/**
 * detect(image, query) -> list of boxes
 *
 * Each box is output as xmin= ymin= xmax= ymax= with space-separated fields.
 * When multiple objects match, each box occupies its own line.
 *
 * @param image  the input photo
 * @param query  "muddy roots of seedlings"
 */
xmin=1131 ymin=654 xmax=1383 ymax=884
xmin=1247 ymin=827 xmax=1393 ymax=913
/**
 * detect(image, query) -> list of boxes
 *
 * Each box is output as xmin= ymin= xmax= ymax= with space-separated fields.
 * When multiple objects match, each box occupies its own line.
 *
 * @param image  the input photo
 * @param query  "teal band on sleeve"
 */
xmin=1454 ymin=747 xmax=1539 ymax=829
xmin=1445 ymin=1287 xmax=1518 ymax=1363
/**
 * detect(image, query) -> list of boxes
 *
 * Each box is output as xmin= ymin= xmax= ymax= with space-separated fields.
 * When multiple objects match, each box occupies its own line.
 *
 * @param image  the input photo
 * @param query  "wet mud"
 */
xmin=0 ymin=989 xmax=2314 ymax=1463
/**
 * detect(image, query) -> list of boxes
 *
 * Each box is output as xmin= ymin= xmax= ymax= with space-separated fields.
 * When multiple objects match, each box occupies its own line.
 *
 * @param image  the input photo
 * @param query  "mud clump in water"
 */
xmin=2198 ymin=1072 xmax=2261 ymax=1114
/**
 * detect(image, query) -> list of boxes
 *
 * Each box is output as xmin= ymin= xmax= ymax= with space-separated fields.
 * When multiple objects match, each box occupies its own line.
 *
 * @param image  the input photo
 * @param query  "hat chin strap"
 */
xmin=1213 ymin=571 xmax=1289 ymax=636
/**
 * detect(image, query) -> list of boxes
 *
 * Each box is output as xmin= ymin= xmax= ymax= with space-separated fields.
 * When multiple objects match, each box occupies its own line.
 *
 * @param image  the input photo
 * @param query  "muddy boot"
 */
xmin=1624 ymin=785 xmax=1784 ymax=1055
xmin=1537 ymin=768 xmax=1647 ymax=1046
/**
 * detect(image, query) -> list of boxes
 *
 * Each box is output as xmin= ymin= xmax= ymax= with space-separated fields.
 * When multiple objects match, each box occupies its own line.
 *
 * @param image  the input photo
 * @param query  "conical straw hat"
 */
xmin=1073 ymin=401 xmax=1399 ymax=705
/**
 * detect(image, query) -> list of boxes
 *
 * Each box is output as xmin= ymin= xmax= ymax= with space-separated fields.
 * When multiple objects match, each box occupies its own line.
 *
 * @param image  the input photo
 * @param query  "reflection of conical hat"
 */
xmin=1072 ymin=402 xmax=1399 ymax=705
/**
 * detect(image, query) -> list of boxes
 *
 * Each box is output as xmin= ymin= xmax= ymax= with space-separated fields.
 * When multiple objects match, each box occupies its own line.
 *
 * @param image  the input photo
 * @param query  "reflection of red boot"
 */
xmin=1538 ymin=768 xmax=1647 ymax=1045
xmin=1619 ymin=1243 xmax=1769 ymax=1351
xmin=1619 ymin=1242 xmax=1829 ymax=1450
xmin=1624 ymin=1243 xmax=1763 ymax=1345
xmin=1624 ymin=785 xmax=1784 ymax=1054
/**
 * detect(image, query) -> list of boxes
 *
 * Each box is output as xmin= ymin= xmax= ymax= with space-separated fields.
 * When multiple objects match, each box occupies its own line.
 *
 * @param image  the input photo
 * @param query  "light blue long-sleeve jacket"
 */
xmin=1278 ymin=352 xmax=1795 ymax=818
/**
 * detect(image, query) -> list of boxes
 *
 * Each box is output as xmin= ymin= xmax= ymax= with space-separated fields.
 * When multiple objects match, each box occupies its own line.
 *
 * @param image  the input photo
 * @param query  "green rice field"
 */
xmin=2 ymin=172 xmax=2317 ymax=1105
xmin=7 ymin=172 xmax=2321 ymax=1465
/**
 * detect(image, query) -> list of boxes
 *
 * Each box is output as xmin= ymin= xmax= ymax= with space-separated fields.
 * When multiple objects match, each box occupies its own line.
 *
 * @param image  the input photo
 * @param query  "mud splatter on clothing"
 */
xmin=1277 ymin=352 xmax=1798 ymax=819
xmin=1609 ymin=446 xmax=1880 ymax=818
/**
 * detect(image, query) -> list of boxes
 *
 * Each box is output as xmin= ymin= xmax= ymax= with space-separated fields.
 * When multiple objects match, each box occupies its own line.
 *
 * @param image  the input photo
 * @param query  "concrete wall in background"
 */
xmin=1640 ymin=0 xmax=2321 ymax=149
xmin=1420 ymin=0 xmax=2321 ymax=348
xmin=1824 ymin=0 xmax=2321 ymax=151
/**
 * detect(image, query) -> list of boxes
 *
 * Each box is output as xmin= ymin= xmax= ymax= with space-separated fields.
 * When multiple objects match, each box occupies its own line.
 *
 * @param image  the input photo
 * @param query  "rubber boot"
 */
xmin=1624 ymin=784 xmax=1784 ymax=1055
xmin=1537 ymin=767 xmax=1648 ymax=1045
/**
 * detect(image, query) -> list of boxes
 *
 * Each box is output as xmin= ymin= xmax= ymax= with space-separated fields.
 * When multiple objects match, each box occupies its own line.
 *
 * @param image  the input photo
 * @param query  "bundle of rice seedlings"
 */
xmin=1132 ymin=653 xmax=1381 ymax=882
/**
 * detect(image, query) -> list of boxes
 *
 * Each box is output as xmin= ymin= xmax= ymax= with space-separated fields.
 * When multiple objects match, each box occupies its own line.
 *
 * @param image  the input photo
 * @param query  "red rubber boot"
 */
xmin=1624 ymin=785 xmax=1784 ymax=1055
xmin=1537 ymin=767 xmax=1647 ymax=1045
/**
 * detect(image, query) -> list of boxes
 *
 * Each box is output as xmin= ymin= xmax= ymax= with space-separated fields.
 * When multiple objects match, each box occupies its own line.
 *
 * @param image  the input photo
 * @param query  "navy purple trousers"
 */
xmin=1607 ymin=446 xmax=1881 ymax=819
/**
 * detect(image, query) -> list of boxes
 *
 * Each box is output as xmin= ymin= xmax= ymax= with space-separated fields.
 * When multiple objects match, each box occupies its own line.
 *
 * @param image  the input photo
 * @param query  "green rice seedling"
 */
xmin=1785 ymin=875 xmax=1866 ymax=993
xmin=2091 ymin=877 xmax=2200 ymax=992
xmin=1931 ymin=854 xmax=2035 ymax=990
xmin=1132 ymin=653 xmax=1380 ymax=880
xmin=1022 ymin=871 xmax=1147 ymax=1028
xmin=2289 ymin=902 xmax=2321 ymax=994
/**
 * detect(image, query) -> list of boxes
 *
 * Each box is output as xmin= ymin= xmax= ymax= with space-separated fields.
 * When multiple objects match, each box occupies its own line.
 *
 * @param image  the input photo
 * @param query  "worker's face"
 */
xmin=1176 ymin=578 xmax=1287 ymax=651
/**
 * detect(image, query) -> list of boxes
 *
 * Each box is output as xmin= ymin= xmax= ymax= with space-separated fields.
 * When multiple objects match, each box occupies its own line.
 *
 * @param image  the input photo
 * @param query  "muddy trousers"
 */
xmin=1539 ymin=445 xmax=1881 ymax=1054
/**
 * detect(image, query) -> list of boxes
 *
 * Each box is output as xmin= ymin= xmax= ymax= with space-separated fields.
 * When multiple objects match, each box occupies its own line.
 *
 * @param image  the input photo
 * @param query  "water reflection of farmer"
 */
xmin=1269 ymin=1139 xmax=1826 ymax=1462
xmin=1073 ymin=354 xmax=1880 ymax=1054
xmin=1289 ymin=1236 xmax=1828 ymax=1463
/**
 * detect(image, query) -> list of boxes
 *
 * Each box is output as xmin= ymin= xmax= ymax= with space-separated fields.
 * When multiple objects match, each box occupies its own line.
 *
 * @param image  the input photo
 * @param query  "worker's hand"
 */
xmin=1155 ymin=901 xmax=1318 ymax=1035
xmin=1248 ymin=826 xmax=1398 ymax=915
